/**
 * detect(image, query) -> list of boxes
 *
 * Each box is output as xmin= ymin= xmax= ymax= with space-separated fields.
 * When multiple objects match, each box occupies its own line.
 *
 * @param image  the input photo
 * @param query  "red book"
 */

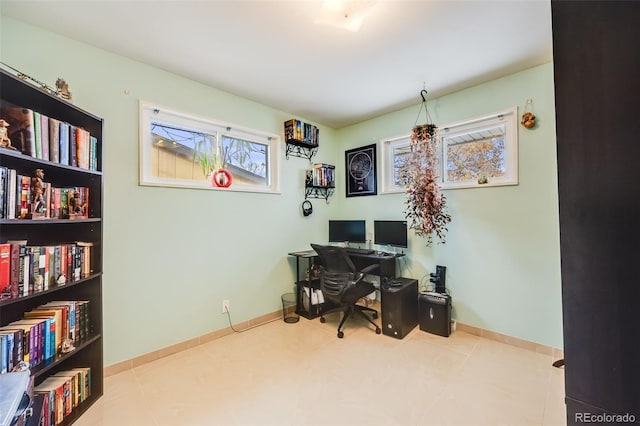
xmin=0 ymin=243 xmax=10 ymax=295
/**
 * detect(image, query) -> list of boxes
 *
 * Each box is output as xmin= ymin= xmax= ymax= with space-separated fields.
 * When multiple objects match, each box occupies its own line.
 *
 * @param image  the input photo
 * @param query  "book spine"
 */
xmin=69 ymin=125 xmax=77 ymax=167
xmin=41 ymin=114 xmax=50 ymax=161
xmin=20 ymin=175 xmax=31 ymax=218
xmin=0 ymin=166 xmax=6 ymax=219
xmin=8 ymin=242 xmax=21 ymax=298
xmin=0 ymin=243 xmax=11 ymax=295
xmin=34 ymin=111 xmax=42 ymax=159
xmin=7 ymin=168 xmax=16 ymax=219
xmin=21 ymin=248 xmax=29 ymax=296
xmin=0 ymin=334 xmax=6 ymax=373
xmin=59 ymin=122 xmax=70 ymax=165
xmin=89 ymin=136 xmax=97 ymax=171
xmin=49 ymin=118 xmax=60 ymax=163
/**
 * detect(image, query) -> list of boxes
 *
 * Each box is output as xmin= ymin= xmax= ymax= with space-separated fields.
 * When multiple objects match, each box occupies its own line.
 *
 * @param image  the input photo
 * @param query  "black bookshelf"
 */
xmin=0 ymin=68 xmax=103 ymax=425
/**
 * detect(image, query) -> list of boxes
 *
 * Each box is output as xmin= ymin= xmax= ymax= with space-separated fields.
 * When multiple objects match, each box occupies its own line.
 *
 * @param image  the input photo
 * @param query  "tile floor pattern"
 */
xmin=76 ymin=313 xmax=566 ymax=426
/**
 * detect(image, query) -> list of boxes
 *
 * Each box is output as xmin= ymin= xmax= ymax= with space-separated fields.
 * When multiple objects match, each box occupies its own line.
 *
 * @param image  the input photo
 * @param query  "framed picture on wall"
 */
xmin=345 ymin=143 xmax=377 ymax=197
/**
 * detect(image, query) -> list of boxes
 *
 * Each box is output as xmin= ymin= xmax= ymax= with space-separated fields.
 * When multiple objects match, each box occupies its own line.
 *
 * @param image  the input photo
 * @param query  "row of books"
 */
xmin=0 ymin=166 xmax=89 ymax=220
xmin=0 ymin=300 xmax=91 ymax=373
xmin=34 ymin=367 xmax=92 ymax=426
xmin=0 ymin=99 xmax=99 ymax=171
xmin=306 ymin=163 xmax=335 ymax=188
xmin=0 ymin=241 xmax=94 ymax=300
xmin=284 ymin=119 xmax=319 ymax=146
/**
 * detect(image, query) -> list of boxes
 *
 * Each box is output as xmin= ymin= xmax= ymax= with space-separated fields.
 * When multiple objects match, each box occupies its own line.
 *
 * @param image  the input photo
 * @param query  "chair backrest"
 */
xmin=311 ymin=244 xmax=356 ymax=303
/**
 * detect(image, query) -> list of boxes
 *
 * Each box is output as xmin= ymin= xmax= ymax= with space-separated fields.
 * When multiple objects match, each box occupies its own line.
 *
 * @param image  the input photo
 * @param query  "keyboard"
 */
xmin=345 ymin=247 xmax=375 ymax=255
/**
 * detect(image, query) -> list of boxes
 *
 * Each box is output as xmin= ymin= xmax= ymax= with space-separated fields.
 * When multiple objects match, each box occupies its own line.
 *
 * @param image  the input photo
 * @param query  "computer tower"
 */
xmin=419 ymin=292 xmax=451 ymax=337
xmin=381 ymin=277 xmax=418 ymax=339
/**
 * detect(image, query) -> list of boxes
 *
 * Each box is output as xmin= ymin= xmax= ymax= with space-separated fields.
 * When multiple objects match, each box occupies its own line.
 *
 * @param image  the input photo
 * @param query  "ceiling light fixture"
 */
xmin=315 ymin=0 xmax=378 ymax=32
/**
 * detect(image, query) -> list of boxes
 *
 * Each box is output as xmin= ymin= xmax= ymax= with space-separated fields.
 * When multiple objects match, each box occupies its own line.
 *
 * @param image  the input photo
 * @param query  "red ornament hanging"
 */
xmin=211 ymin=168 xmax=232 ymax=188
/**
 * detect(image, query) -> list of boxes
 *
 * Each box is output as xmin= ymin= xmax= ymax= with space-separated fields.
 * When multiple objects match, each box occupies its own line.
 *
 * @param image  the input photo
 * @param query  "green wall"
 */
xmin=338 ymin=63 xmax=562 ymax=348
xmin=1 ymin=16 xmax=562 ymax=366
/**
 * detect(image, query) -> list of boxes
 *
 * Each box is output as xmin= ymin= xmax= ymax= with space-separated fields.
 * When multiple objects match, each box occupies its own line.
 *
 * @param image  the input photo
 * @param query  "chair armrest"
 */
xmin=360 ymin=264 xmax=380 ymax=276
xmin=349 ymin=263 xmax=379 ymax=286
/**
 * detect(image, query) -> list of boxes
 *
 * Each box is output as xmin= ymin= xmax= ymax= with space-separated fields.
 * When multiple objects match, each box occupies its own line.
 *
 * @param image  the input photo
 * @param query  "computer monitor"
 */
xmin=374 ymin=220 xmax=408 ymax=248
xmin=328 ymin=220 xmax=366 ymax=243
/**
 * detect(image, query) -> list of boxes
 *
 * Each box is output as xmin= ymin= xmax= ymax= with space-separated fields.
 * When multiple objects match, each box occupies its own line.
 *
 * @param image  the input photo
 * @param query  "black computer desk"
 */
xmin=288 ymin=249 xmax=404 ymax=280
xmin=287 ymin=248 xmax=405 ymax=319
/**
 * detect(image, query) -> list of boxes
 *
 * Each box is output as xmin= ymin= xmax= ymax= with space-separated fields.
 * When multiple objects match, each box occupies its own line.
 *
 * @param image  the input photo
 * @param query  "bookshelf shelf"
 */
xmin=0 ymin=68 xmax=103 ymax=425
xmin=285 ymin=139 xmax=318 ymax=162
xmin=284 ymin=119 xmax=319 ymax=162
xmin=305 ymin=185 xmax=335 ymax=202
xmin=305 ymin=163 xmax=335 ymax=203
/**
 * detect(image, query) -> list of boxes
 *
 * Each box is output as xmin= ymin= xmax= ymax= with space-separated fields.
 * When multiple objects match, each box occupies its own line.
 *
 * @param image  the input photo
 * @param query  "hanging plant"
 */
xmin=404 ymin=91 xmax=451 ymax=246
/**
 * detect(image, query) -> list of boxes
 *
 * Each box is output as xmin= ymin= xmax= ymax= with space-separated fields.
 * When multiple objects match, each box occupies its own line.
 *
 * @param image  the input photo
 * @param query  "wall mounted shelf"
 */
xmin=305 ymin=185 xmax=335 ymax=202
xmin=285 ymin=139 xmax=318 ymax=161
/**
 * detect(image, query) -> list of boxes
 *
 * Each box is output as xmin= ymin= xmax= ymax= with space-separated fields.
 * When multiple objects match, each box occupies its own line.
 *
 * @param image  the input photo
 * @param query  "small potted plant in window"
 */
xmin=193 ymin=135 xmax=232 ymax=188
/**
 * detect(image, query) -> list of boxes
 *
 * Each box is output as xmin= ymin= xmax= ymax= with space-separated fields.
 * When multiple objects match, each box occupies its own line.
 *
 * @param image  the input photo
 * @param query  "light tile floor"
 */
xmin=76 ymin=313 xmax=566 ymax=426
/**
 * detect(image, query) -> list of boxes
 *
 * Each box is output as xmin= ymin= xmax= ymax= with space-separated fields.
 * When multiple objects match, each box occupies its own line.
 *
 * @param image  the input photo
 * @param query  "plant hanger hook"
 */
xmin=420 ymin=89 xmax=428 ymax=103
xmin=415 ymin=87 xmax=433 ymax=126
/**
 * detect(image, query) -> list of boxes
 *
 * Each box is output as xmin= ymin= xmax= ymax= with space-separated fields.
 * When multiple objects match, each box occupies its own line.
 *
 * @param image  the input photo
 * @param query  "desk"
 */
xmin=288 ymin=249 xmax=402 ymax=279
xmin=287 ymin=248 xmax=404 ymax=319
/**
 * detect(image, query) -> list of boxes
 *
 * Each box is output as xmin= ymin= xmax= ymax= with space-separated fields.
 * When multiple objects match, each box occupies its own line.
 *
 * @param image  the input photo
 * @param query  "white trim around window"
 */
xmin=139 ymin=101 xmax=281 ymax=194
xmin=379 ymin=106 xmax=519 ymax=192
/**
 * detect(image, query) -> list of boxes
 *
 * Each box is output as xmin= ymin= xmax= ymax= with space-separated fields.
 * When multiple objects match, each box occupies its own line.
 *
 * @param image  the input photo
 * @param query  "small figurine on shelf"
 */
xmin=60 ymin=338 xmax=75 ymax=354
xmin=0 ymin=118 xmax=15 ymax=149
xmin=55 ymin=78 xmax=73 ymax=102
xmin=68 ymin=188 xmax=87 ymax=218
xmin=31 ymin=168 xmax=46 ymax=219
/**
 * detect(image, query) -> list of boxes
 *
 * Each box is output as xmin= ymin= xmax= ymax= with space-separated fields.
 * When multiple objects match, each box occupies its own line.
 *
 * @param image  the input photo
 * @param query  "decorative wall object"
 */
xmin=345 ymin=143 xmax=377 ymax=197
xmin=405 ymin=89 xmax=451 ymax=246
xmin=521 ymin=98 xmax=536 ymax=128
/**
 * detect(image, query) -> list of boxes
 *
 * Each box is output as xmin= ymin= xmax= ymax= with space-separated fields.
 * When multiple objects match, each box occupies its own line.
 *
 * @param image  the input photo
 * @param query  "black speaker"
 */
xmin=419 ymin=292 xmax=451 ymax=337
xmin=381 ymin=277 xmax=418 ymax=339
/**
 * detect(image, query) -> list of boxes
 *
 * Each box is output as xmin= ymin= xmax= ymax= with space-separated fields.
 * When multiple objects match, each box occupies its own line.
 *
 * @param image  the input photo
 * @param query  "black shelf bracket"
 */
xmin=285 ymin=139 xmax=318 ymax=162
xmin=305 ymin=186 xmax=334 ymax=203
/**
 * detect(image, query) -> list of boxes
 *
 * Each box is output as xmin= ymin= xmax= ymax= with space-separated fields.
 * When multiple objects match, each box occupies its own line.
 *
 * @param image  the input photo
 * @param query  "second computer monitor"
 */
xmin=374 ymin=220 xmax=408 ymax=248
xmin=328 ymin=220 xmax=366 ymax=243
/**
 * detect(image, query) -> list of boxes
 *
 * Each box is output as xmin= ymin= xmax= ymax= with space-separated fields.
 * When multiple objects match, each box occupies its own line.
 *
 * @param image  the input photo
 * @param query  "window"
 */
xmin=139 ymin=102 xmax=280 ymax=193
xmin=440 ymin=107 xmax=518 ymax=189
xmin=380 ymin=107 xmax=518 ymax=192
xmin=380 ymin=135 xmax=412 ymax=194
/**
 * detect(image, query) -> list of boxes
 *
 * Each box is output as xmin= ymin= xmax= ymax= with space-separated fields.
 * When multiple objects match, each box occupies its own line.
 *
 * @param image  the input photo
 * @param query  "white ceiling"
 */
xmin=0 ymin=0 xmax=553 ymax=129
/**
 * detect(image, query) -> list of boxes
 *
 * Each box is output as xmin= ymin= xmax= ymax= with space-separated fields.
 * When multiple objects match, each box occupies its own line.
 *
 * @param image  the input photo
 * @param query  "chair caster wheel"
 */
xmin=320 ymin=317 xmax=326 ymax=323
xmin=337 ymin=331 xmax=344 ymax=338
xmin=375 ymin=327 xmax=382 ymax=334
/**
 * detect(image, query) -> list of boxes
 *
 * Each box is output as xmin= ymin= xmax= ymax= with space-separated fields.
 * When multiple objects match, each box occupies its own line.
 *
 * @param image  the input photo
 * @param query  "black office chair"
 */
xmin=311 ymin=244 xmax=382 ymax=338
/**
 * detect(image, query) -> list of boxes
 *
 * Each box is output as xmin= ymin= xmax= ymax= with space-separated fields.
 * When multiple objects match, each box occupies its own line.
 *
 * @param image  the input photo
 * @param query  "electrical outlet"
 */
xmin=222 ymin=299 xmax=230 ymax=313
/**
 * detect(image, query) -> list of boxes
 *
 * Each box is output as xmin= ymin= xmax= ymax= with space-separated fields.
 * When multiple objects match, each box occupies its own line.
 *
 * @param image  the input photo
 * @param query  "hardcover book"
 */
xmin=59 ymin=122 xmax=70 ymax=166
xmin=48 ymin=118 xmax=60 ymax=163
xmin=0 ymin=243 xmax=10 ymax=295
xmin=41 ymin=114 xmax=50 ymax=161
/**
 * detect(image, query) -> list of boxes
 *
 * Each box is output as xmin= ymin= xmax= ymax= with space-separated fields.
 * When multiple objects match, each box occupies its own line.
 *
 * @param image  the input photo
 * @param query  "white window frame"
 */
xmin=139 ymin=101 xmax=280 ymax=193
xmin=380 ymin=135 xmax=411 ymax=194
xmin=380 ymin=107 xmax=518 ymax=192
xmin=439 ymin=107 xmax=518 ymax=189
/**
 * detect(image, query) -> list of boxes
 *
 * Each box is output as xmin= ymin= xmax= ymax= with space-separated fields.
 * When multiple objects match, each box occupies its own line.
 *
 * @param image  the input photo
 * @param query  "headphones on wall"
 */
xmin=302 ymin=200 xmax=313 ymax=217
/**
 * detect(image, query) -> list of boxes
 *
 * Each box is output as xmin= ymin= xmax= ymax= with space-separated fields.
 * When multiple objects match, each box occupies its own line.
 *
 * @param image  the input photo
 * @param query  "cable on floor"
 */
xmin=223 ymin=306 xmax=282 ymax=333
